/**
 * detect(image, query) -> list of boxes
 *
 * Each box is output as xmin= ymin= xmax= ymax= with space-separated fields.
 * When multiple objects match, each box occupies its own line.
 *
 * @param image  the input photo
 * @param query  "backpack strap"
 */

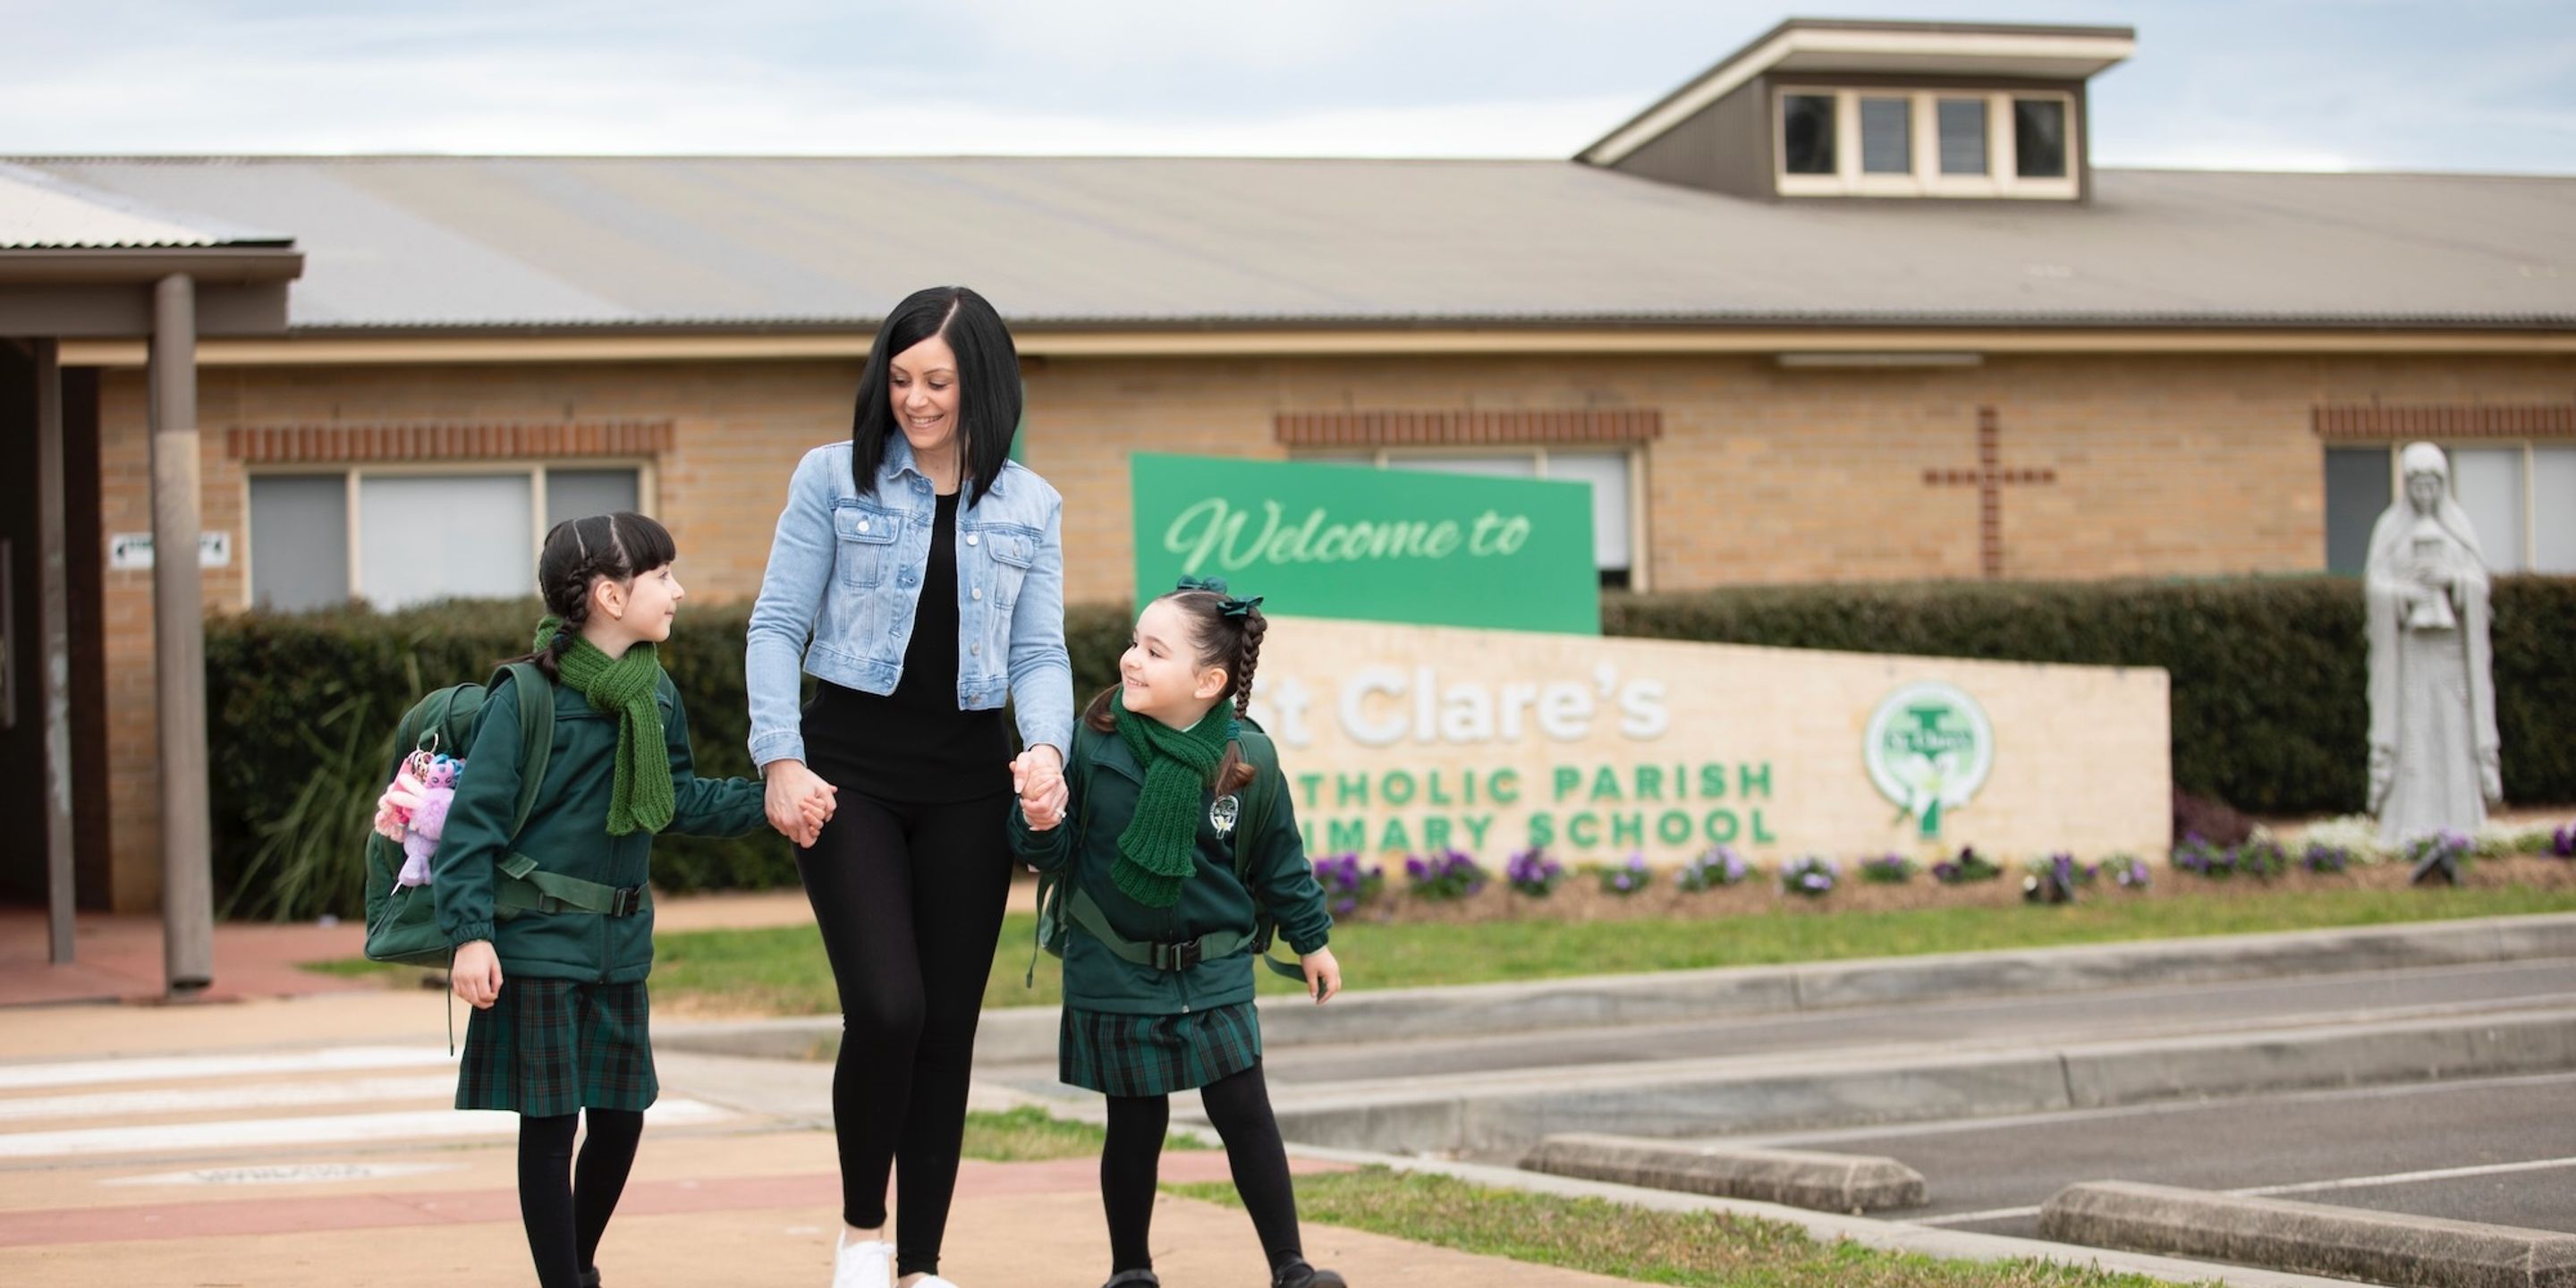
xmin=1227 ymin=728 xmax=1307 ymax=982
xmin=1038 ymin=721 xmax=1305 ymax=983
xmin=499 ymin=662 xmax=554 ymax=838
xmin=494 ymin=853 xmax=652 ymax=918
xmin=481 ymin=663 xmax=637 ymax=919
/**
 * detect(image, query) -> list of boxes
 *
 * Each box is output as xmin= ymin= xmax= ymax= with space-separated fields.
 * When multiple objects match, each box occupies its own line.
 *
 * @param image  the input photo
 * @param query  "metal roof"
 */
xmin=11 ymin=156 xmax=2572 ymax=331
xmin=0 ymin=161 xmax=290 ymax=250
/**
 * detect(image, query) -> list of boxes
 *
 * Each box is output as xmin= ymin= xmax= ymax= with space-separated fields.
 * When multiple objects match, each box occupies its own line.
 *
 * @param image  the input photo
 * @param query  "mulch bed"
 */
xmin=1333 ymin=852 xmax=2576 ymax=925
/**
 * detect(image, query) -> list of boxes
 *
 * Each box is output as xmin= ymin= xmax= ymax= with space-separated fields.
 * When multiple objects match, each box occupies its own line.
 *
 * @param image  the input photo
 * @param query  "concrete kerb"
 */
xmin=1522 ymin=1131 xmax=1928 ymax=1213
xmin=2040 ymin=1181 xmax=2576 ymax=1287
xmin=650 ymin=913 xmax=2576 ymax=1067
xmin=1276 ymin=1144 xmax=2361 ymax=1288
xmin=1258 ymin=1007 xmax=2576 ymax=1156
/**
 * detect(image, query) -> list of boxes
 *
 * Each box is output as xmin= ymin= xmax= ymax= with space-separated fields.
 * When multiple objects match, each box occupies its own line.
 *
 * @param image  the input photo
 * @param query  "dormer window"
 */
xmin=1577 ymin=19 xmax=2131 ymax=205
xmin=1775 ymin=88 xmax=2080 ymax=199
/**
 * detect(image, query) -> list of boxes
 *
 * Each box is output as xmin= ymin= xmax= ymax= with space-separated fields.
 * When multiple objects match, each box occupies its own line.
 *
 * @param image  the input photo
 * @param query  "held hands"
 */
xmin=1301 ymin=945 xmax=1343 ymax=1004
xmin=452 ymin=939 xmax=504 ymax=1010
xmin=763 ymin=759 xmax=838 ymax=848
xmin=1013 ymin=744 xmax=1069 ymax=831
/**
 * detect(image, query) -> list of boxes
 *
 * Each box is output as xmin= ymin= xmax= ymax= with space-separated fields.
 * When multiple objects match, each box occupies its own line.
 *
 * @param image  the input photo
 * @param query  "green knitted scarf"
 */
xmin=1109 ymin=691 xmax=1235 ymax=909
xmin=536 ymin=615 xmax=674 ymax=836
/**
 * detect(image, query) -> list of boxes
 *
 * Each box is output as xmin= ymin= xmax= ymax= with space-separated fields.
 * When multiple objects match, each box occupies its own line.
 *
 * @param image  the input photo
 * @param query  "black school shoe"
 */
xmin=1102 ymin=1272 xmax=1160 ymax=1287
xmin=580 ymin=1269 xmax=600 ymax=1288
xmin=1273 ymin=1260 xmax=1347 ymax=1288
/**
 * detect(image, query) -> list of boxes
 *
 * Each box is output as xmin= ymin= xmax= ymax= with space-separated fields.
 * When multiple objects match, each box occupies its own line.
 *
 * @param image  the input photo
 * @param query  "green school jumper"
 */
xmin=1011 ymin=724 xmax=1332 ymax=1097
xmin=434 ymin=670 xmax=766 ymax=1116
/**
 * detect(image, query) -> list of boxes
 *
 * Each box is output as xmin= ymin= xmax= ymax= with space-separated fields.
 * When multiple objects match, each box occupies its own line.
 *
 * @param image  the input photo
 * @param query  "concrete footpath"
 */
xmin=11 ymin=910 xmax=2573 ymax=1287
xmin=0 ymin=987 xmax=1634 ymax=1288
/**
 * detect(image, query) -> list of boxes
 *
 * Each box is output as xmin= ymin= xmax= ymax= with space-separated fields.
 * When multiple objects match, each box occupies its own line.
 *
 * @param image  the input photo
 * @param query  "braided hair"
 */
xmin=504 ymin=512 xmax=679 ymax=682
xmin=1080 ymin=587 xmax=1267 ymax=792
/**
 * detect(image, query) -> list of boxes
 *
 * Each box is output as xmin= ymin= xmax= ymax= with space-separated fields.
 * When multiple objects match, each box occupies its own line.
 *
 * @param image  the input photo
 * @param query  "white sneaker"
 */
xmin=831 ymin=1233 xmax=894 ymax=1288
xmin=911 ymin=1278 xmax=961 ymax=1288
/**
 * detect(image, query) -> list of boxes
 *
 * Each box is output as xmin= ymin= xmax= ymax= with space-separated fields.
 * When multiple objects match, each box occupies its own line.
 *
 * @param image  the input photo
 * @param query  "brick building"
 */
xmin=4 ymin=19 xmax=2573 ymax=929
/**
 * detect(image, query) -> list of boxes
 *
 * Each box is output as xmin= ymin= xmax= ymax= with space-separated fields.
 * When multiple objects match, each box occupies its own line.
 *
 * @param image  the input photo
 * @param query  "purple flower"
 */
xmin=1506 ymin=848 xmax=1564 ymax=897
xmin=2300 ymin=842 xmax=2351 ymax=874
xmin=2554 ymin=825 xmax=2574 ymax=860
xmin=2174 ymin=835 xmax=2236 ymax=878
xmin=1781 ymin=855 xmax=1837 ymax=898
xmin=1860 ymin=852 xmax=1917 ymax=884
xmin=1933 ymin=846 xmax=2003 ymax=885
xmin=1404 ymin=849 xmax=1487 ymax=901
xmin=1312 ymin=852 xmax=1385 ymax=914
xmin=1678 ymin=847 xmax=1752 ymax=892
xmin=2402 ymin=830 xmax=2474 ymax=874
xmin=1599 ymin=853 xmax=1653 ymax=896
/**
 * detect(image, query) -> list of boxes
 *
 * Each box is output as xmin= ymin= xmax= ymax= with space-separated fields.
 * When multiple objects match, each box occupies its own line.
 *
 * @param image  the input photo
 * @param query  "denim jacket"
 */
xmin=745 ymin=437 xmax=1073 ymax=769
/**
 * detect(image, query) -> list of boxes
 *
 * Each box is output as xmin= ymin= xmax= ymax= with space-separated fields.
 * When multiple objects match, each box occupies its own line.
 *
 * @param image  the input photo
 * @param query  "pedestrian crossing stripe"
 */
xmin=0 ymin=1046 xmax=455 ymax=1092
xmin=0 ymin=1098 xmax=728 ymax=1159
xmin=0 ymin=1075 xmax=460 ymax=1123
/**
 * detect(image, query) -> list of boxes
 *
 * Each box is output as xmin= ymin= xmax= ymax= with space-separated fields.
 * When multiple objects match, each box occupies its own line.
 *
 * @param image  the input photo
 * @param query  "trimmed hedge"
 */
xmin=207 ymin=598 xmax=786 ymax=919
xmin=1601 ymin=575 xmax=2576 ymax=816
xmin=204 ymin=576 xmax=2575 ymax=919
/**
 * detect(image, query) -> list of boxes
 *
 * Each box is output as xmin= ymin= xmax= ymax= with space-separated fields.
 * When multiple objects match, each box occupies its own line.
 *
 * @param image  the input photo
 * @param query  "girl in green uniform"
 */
xmin=436 ymin=511 xmax=822 ymax=1288
xmin=1013 ymin=580 xmax=1348 ymax=1288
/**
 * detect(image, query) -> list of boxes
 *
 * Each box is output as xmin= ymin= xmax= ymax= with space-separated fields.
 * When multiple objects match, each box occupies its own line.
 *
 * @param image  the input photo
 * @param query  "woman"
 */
xmin=746 ymin=285 xmax=1072 ymax=1288
xmin=2363 ymin=441 xmax=2503 ymax=850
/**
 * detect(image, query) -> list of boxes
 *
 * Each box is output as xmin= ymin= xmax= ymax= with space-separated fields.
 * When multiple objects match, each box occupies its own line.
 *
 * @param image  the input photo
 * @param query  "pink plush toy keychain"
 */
xmin=375 ymin=750 xmax=462 ymax=887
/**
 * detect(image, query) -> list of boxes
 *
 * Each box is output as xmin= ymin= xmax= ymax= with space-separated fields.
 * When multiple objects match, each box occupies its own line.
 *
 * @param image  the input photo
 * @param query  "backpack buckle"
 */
xmin=606 ymin=886 xmax=646 ymax=917
xmin=1152 ymin=937 xmax=1203 ymax=971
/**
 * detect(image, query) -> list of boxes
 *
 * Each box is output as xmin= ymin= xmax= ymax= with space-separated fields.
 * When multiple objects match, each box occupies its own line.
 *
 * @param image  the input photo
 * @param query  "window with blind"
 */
xmin=248 ymin=464 xmax=648 ymax=611
xmin=1775 ymin=87 xmax=2079 ymax=199
xmin=1936 ymin=98 xmax=1989 ymax=174
xmin=1860 ymin=97 xmax=1911 ymax=174
xmin=2322 ymin=443 xmax=2576 ymax=575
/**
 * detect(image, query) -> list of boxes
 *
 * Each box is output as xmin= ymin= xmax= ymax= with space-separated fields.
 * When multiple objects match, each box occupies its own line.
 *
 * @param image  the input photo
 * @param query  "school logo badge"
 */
xmin=1863 ymin=682 xmax=1994 ymax=839
xmin=1209 ymin=794 xmax=1241 ymax=838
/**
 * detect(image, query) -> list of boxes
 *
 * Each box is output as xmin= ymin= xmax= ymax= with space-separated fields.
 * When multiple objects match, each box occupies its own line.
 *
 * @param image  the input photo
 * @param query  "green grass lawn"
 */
xmin=957 ymin=1106 xmax=1207 ymax=1162
xmin=614 ymin=884 xmax=2576 ymax=1016
xmin=1170 ymin=1168 xmax=2213 ymax=1287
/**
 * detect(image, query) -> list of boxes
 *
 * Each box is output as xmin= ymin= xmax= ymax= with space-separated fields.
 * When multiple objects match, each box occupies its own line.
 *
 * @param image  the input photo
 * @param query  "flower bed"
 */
xmin=1310 ymin=847 xmax=2576 ymax=925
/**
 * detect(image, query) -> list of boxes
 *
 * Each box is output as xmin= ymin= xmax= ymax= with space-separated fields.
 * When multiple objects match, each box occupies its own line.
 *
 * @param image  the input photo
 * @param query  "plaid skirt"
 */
xmin=1060 ymin=1002 xmax=1261 ymax=1097
xmin=456 ymin=978 xmax=657 ymax=1118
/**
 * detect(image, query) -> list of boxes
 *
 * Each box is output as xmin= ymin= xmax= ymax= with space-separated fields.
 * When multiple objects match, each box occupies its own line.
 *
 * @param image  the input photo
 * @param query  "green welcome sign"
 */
xmin=1130 ymin=453 xmax=1599 ymax=634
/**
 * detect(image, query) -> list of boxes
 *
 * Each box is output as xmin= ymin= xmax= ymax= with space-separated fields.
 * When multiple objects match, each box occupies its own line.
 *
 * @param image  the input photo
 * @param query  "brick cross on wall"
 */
xmin=1922 ymin=406 xmax=2055 ymax=579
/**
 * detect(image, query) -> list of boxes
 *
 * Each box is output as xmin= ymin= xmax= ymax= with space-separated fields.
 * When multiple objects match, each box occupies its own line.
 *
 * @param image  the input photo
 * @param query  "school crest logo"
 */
xmin=1863 ymin=682 xmax=1994 ymax=839
xmin=1210 ymin=794 xmax=1241 ymax=838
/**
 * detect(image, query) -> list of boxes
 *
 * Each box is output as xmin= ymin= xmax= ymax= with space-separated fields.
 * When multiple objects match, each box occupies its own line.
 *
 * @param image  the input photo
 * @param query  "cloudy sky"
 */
xmin=3 ymin=1 xmax=2571 ymax=172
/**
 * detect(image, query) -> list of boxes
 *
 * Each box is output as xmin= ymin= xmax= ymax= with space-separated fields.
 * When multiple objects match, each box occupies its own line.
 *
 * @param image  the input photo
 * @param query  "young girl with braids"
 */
xmin=1013 ymin=579 xmax=1348 ymax=1288
xmin=436 ymin=512 xmax=831 ymax=1288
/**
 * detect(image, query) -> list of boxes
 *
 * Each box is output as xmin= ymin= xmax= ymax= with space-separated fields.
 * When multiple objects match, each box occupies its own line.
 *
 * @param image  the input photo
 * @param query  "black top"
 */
xmin=801 ymin=490 xmax=1010 ymax=803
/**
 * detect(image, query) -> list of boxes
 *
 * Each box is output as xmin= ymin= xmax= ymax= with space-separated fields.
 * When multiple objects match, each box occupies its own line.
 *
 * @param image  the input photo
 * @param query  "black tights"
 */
xmin=798 ymin=790 xmax=1014 ymax=1279
xmin=516 ymin=1108 xmax=644 ymax=1288
xmin=1104 ymin=1063 xmax=1303 ymax=1275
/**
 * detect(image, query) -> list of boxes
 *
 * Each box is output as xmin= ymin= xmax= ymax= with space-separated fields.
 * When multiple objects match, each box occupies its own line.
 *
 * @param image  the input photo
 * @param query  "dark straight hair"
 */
xmin=850 ymin=285 xmax=1021 ymax=505
xmin=503 ymin=511 xmax=679 ymax=682
xmin=1079 ymin=588 xmax=1268 ymax=794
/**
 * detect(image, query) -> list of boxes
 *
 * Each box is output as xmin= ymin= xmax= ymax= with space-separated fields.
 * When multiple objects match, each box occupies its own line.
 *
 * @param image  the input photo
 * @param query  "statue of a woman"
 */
xmin=2364 ymin=442 xmax=2503 ymax=847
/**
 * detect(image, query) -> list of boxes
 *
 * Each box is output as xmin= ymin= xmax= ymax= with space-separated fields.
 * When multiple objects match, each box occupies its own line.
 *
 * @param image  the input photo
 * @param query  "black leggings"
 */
xmin=798 ymin=789 xmax=1014 ymax=1279
xmin=517 ymin=1108 xmax=644 ymax=1288
xmin=1104 ymin=1063 xmax=1303 ymax=1275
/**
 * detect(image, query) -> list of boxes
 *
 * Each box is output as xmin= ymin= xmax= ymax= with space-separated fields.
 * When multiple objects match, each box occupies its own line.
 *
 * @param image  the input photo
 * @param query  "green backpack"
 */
xmin=1028 ymin=718 xmax=1307 ymax=987
xmin=364 ymin=662 xmax=663 ymax=967
xmin=361 ymin=663 xmax=555 ymax=968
